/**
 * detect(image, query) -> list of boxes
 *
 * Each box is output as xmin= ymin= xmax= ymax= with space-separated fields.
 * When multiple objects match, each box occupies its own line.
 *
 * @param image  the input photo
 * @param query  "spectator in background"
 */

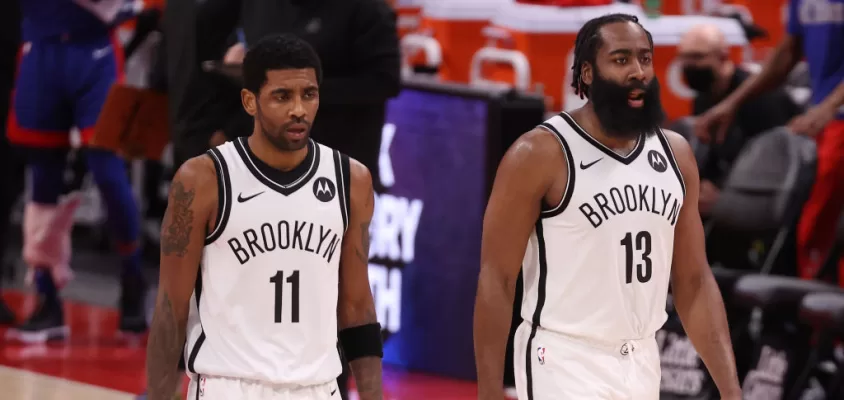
xmin=5 ymin=0 xmax=147 ymax=341
xmin=160 ymin=0 xmax=249 ymax=170
xmin=221 ymin=0 xmax=401 ymax=190
xmin=0 ymin=0 xmax=21 ymax=325
xmin=679 ymin=24 xmax=800 ymax=216
xmin=696 ymin=0 xmax=844 ymax=284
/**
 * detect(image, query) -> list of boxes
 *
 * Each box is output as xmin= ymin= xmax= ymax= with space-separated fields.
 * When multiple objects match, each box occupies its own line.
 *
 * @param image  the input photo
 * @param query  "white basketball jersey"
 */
xmin=185 ymin=137 xmax=350 ymax=386
xmin=521 ymin=112 xmax=686 ymax=343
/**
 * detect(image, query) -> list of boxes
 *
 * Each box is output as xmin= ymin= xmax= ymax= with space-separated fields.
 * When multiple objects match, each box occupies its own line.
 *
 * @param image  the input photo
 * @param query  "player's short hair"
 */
xmin=570 ymin=13 xmax=654 ymax=99
xmin=242 ymin=34 xmax=323 ymax=94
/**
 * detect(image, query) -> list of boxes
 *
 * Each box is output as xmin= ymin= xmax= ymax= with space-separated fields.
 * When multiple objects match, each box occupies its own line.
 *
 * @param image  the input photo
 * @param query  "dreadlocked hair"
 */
xmin=571 ymin=13 xmax=654 ymax=99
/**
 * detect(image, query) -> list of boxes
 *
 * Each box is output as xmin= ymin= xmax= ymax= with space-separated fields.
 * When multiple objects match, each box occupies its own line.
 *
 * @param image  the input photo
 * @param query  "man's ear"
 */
xmin=242 ymin=89 xmax=257 ymax=117
xmin=581 ymin=62 xmax=594 ymax=87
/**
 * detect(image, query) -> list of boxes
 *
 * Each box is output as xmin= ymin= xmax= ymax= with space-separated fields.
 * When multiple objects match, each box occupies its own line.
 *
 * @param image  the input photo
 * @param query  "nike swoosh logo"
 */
xmin=237 ymin=191 xmax=265 ymax=203
xmin=580 ymin=158 xmax=602 ymax=170
xmin=330 ymin=389 xmax=337 ymax=396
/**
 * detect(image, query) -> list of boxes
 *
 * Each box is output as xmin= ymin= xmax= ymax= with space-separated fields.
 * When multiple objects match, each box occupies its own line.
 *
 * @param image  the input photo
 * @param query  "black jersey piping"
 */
xmin=186 ymin=267 xmax=205 ymax=374
xmin=332 ymin=150 xmax=352 ymax=233
xmin=233 ymin=137 xmax=320 ymax=196
xmin=655 ymin=128 xmax=687 ymax=196
xmin=524 ymin=220 xmax=548 ymax=400
xmin=537 ymin=123 xmax=576 ymax=218
xmin=204 ymin=148 xmax=232 ymax=245
xmin=559 ymin=111 xmax=645 ymax=165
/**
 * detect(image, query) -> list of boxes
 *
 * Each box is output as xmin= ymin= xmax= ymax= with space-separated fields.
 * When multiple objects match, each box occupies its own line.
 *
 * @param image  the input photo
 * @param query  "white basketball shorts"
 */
xmin=187 ymin=375 xmax=340 ymax=400
xmin=514 ymin=320 xmax=661 ymax=400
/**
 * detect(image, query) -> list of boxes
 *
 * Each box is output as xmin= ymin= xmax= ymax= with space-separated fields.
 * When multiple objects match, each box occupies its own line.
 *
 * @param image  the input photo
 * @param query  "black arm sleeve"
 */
xmin=318 ymin=0 xmax=401 ymax=105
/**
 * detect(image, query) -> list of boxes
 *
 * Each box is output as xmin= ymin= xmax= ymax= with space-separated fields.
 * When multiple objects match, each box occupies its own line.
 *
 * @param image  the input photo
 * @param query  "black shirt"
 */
xmin=239 ymin=0 xmax=401 ymax=106
xmin=1 ymin=0 xmax=20 ymax=104
xmin=692 ymin=68 xmax=801 ymax=185
xmin=160 ymin=0 xmax=244 ymax=149
xmin=163 ymin=0 xmax=400 ymax=170
xmin=216 ymin=0 xmax=401 ymax=174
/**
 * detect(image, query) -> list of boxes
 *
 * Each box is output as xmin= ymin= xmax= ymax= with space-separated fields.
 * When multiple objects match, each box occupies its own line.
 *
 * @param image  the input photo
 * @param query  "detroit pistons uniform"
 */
xmin=185 ymin=137 xmax=351 ymax=400
xmin=514 ymin=112 xmax=686 ymax=400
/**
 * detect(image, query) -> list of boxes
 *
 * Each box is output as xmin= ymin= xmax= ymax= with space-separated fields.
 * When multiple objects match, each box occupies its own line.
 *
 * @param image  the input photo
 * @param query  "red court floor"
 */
xmin=0 ymin=291 xmax=480 ymax=400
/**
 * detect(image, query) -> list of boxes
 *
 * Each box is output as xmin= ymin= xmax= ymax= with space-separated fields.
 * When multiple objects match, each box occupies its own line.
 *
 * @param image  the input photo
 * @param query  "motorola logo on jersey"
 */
xmin=578 ymin=184 xmax=681 ymax=228
xmin=648 ymin=150 xmax=668 ymax=173
xmin=312 ymin=177 xmax=336 ymax=202
xmin=227 ymin=220 xmax=341 ymax=265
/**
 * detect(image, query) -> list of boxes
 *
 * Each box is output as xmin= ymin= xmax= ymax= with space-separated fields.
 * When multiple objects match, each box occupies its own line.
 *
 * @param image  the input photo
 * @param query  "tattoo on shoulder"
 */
xmin=162 ymin=181 xmax=195 ymax=257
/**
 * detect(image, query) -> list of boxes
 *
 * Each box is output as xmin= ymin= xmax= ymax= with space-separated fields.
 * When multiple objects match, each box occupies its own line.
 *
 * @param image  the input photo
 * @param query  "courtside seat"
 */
xmin=711 ymin=266 xmax=746 ymax=299
xmin=712 ymin=127 xmax=815 ymax=233
xmin=799 ymin=292 xmax=844 ymax=336
xmin=709 ymin=127 xmax=816 ymax=274
xmin=733 ymin=274 xmax=840 ymax=313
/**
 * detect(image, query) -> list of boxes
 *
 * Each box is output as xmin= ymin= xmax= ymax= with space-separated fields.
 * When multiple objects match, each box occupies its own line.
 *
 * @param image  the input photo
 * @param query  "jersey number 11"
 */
xmin=620 ymin=231 xmax=653 ymax=284
xmin=270 ymin=270 xmax=300 ymax=323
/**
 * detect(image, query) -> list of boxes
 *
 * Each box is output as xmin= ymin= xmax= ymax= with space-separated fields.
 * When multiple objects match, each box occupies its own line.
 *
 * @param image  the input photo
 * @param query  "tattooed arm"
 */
xmin=147 ymin=156 xmax=218 ymax=400
xmin=337 ymin=159 xmax=382 ymax=400
xmin=664 ymin=130 xmax=741 ymax=399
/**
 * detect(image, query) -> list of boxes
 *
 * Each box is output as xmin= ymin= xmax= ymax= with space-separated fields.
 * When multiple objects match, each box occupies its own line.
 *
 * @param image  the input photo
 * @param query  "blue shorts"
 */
xmin=7 ymin=34 xmax=124 ymax=148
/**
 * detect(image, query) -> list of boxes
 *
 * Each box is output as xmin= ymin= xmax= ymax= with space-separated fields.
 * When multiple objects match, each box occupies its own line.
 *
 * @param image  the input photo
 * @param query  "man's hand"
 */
xmin=663 ymin=130 xmax=741 ymax=397
xmin=694 ymin=100 xmax=737 ymax=145
xmin=699 ymin=180 xmax=720 ymax=216
xmin=475 ymin=128 xmax=561 ymax=400
xmin=223 ymin=42 xmax=246 ymax=64
xmin=788 ymin=103 xmax=838 ymax=137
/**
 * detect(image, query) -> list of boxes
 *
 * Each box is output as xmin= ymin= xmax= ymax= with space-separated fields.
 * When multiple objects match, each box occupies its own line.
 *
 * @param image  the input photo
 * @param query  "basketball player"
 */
xmin=6 ymin=0 xmax=147 ymax=342
xmin=146 ymin=34 xmax=384 ymax=400
xmin=473 ymin=14 xmax=741 ymax=400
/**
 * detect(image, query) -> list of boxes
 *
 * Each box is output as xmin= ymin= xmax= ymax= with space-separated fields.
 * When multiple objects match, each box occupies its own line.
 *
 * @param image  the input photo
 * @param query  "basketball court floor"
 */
xmin=0 ymin=244 xmax=483 ymax=400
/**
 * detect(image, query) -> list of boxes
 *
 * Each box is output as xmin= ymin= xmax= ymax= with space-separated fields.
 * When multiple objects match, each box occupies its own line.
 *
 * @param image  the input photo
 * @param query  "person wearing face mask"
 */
xmin=678 ymin=24 xmax=800 ymax=216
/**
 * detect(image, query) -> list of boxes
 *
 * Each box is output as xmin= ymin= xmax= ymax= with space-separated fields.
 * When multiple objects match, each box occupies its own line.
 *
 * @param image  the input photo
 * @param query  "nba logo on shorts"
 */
xmin=536 ymin=346 xmax=546 ymax=365
xmin=198 ymin=376 xmax=207 ymax=397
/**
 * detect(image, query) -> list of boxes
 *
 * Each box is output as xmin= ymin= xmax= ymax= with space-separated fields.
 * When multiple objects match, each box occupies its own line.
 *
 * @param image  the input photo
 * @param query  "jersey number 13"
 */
xmin=270 ymin=270 xmax=300 ymax=323
xmin=620 ymin=231 xmax=653 ymax=284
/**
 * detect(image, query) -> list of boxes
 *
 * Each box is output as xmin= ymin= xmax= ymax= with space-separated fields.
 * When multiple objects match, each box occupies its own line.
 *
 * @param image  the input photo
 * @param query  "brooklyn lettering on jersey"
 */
xmin=578 ymin=184 xmax=680 ymax=228
xmin=227 ymin=219 xmax=341 ymax=265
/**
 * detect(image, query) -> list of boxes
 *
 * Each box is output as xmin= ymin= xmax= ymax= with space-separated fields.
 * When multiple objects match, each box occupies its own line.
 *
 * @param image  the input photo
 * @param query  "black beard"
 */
xmin=256 ymin=106 xmax=310 ymax=152
xmin=589 ymin=73 xmax=665 ymax=140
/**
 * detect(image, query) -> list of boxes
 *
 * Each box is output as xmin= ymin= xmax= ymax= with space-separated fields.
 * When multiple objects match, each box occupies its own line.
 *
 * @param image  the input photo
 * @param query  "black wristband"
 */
xmin=338 ymin=323 xmax=383 ymax=362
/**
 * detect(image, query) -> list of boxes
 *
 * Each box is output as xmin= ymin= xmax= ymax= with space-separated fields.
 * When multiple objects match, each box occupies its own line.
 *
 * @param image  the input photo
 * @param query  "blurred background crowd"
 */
xmin=0 ymin=0 xmax=843 ymax=399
